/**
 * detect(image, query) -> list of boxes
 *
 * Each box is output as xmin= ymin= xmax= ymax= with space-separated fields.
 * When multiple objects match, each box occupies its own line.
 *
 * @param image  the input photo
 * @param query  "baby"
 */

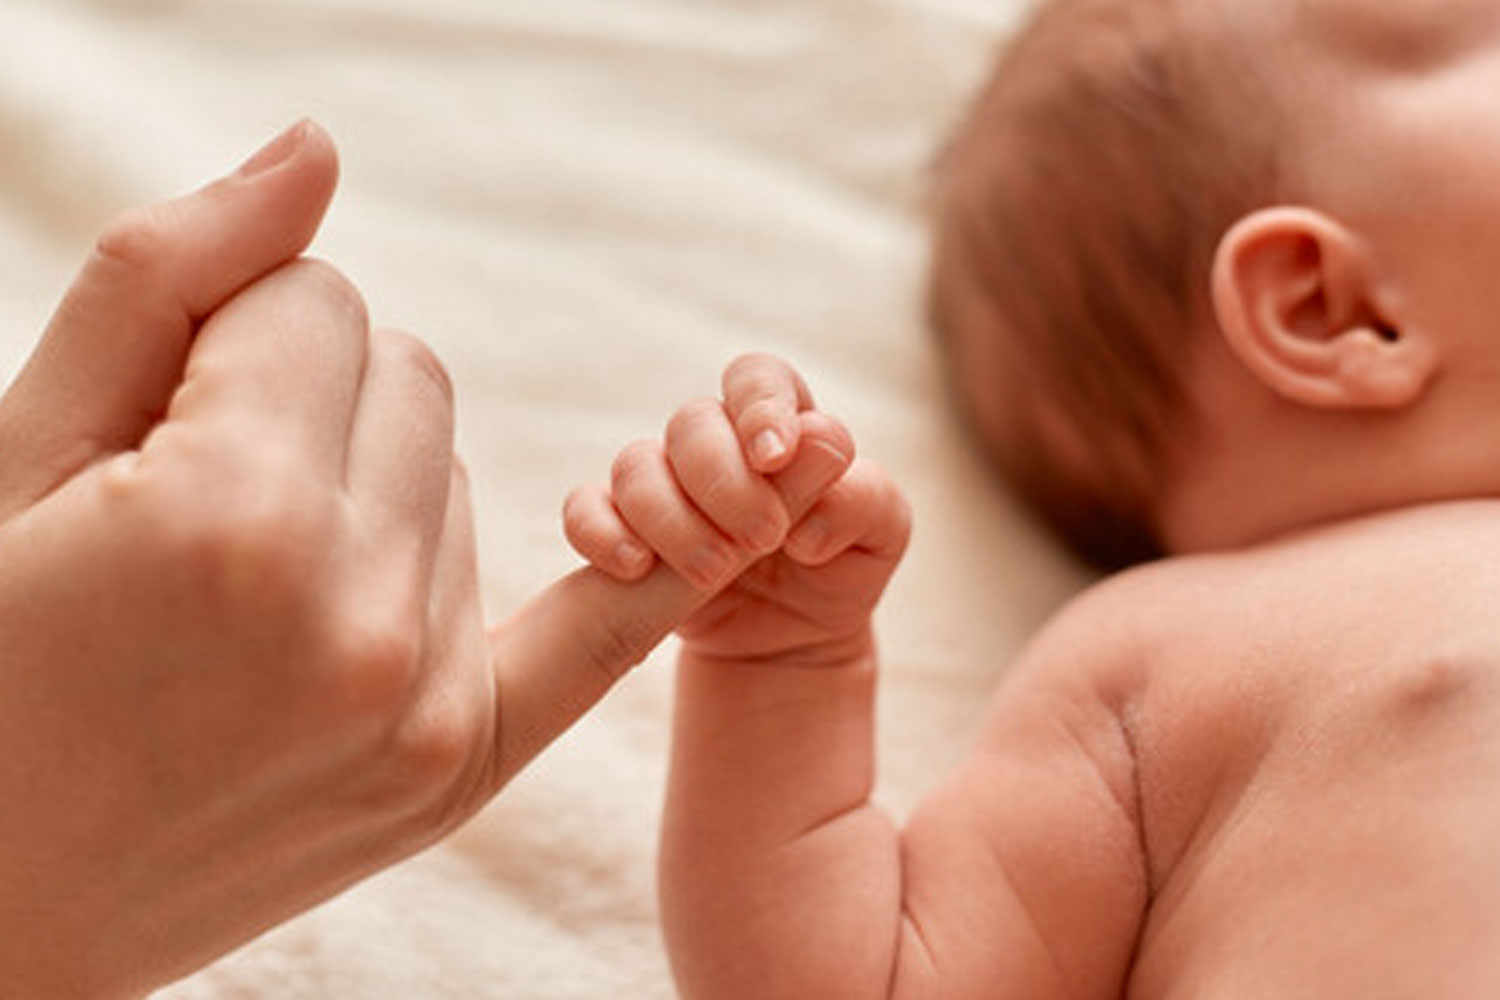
xmin=570 ymin=0 xmax=1500 ymax=994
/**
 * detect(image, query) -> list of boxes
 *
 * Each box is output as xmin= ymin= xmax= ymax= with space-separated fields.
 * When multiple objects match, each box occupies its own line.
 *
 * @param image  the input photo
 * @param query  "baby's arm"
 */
xmin=568 ymin=356 xmax=1146 ymax=998
xmin=889 ymin=608 xmax=1149 ymax=996
xmin=566 ymin=354 xmax=908 ymax=993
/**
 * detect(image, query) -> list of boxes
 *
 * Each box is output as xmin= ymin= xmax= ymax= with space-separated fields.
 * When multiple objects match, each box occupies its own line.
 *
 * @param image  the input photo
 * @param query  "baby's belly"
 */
xmin=1128 ymin=654 xmax=1500 ymax=997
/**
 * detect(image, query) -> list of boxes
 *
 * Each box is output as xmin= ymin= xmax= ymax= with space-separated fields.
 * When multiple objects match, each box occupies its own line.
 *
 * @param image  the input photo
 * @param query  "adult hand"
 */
xmin=0 ymin=122 xmax=837 ymax=998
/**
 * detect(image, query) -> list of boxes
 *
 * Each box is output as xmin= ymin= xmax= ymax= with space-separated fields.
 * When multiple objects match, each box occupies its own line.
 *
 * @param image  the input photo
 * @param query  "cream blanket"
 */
xmin=0 ymin=0 xmax=1087 ymax=995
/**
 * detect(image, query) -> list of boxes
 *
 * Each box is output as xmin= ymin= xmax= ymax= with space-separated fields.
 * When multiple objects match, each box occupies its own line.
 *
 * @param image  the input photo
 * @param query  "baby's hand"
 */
xmin=564 ymin=353 xmax=910 ymax=664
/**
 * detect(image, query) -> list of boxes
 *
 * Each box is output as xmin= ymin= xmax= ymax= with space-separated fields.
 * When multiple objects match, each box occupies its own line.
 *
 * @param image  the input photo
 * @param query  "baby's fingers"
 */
xmin=613 ymin=439 xmax=741 ymax=592
xmin=784 ymin=459 xmax=911 ymax=566
xmin=562 ymin=482 xmax=656 ymax=582
xmin=722 ymin=353 xmax=813 ymax=474
xmin=665 ymin=398 xmax=787 ymax=555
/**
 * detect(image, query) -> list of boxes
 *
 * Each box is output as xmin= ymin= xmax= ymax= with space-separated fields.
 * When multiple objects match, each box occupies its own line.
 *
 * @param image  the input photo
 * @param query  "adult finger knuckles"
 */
xmin=91 ymin=201 xmax=190 ymax=281
xmin=277 ymin=256 xmax=371 ymax=332
xmin=162 ymin=486 xmax=339 ymax=629
xmin=116 ymin=426 xmax=340 ymax=613
xmin=386 ymin=698 xmax=487 ymax=829
xmin=374 ymin=327 xmax=456 ymax=414
xmin=292 ymin=623 xmax=481 ymax=839
xmin=314 ymin=609 xmax=425 ymax=716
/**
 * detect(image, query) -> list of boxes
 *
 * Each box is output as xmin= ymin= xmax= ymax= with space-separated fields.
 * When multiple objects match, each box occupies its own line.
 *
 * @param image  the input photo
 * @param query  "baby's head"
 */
xmin=932 ymin=0 xmax=1500 ymax=568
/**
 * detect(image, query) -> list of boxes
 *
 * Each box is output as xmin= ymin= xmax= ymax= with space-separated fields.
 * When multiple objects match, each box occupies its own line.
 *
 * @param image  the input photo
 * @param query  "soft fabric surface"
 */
xmin=0 ymin=0 xmax=1087 ymax=995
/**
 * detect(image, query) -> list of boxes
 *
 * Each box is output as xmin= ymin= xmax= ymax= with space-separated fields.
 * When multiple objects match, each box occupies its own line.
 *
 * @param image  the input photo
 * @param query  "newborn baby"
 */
xmin=571 ymin=0 xmax=1500 ymax=994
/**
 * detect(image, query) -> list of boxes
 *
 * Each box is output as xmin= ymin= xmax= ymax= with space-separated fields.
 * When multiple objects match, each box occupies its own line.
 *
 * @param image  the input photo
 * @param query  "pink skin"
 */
xmin=565 ymin=355 xmax=817 ymax=587
xmin=565 ymin=354 xmax=909 ymax=667
xmin=572 ymin=1 xmax=1500 ymax=996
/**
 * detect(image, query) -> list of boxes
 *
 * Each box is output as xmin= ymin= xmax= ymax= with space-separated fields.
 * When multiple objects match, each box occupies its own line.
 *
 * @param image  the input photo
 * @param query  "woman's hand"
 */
xmin=0 ymin=122 xmax=729 ymax=998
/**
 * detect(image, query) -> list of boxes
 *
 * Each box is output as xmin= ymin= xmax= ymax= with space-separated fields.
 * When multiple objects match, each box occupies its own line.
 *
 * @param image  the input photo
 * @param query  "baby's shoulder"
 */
xmin=1008 ymin=504 xmax=1500 ymax=720
xmin=1038 ymin=504 xmax=1500 ymax=713
xmin=1023 ymin=556 xmax=1229 ymax=669
xmin=1010 ymin=547 xmax=1313 ymax=711
xmin=997 ymin=561 xmax=1199 ymax=708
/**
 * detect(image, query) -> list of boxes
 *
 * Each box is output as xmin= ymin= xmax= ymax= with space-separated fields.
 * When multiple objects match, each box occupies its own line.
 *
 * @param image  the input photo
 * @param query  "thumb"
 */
xmin=0 ymin=120 xmax=339 ymax=513
xmin=484 ymin=413 xmax=855 ymax=788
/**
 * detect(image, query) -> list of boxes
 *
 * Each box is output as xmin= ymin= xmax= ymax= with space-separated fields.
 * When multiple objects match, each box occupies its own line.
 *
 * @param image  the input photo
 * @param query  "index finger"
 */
xmin=721 ymin=353 xmax=814 ymax=474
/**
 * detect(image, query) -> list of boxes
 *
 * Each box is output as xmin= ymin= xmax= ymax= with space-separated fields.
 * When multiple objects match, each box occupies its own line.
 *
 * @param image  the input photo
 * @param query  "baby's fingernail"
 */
xmin=614 ymin=541 xmax=650 ymax=574
xmin=752 ymin=429 xmax=786 ymax=467
xmin=235 ymin=120 xmax=309 ymax=179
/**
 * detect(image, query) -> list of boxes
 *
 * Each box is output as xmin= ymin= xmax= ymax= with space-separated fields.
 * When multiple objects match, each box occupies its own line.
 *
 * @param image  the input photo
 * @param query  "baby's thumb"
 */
xmin=483 ymin=415 xmax=855 ymax=789
xmin=0 ymin=120 xmax=338 ymax=514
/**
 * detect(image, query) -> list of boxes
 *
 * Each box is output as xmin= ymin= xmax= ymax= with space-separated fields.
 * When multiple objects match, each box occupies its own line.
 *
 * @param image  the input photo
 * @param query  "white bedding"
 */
xmin=0 ymin=0 xmax=1088 ymax=995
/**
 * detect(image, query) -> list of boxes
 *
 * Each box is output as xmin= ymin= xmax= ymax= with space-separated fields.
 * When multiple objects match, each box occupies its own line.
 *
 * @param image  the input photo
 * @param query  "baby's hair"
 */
xmin=929 ymin=0 xmax=1278 ymax=570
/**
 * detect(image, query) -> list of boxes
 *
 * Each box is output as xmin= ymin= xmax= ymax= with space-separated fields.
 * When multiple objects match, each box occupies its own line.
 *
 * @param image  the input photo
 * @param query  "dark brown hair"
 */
xmin=929 ymin=0 xmax=1276 ymax=570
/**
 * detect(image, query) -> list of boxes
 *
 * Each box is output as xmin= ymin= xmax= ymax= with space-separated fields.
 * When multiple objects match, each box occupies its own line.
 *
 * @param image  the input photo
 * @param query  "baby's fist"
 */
xmin=564 ymin=354 xmax=850 ymax=591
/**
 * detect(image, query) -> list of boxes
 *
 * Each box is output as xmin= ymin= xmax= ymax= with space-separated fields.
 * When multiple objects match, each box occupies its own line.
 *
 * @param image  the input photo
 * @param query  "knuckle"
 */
xmin=94 ymin=447 xmax=155 ymax=508
xmin=321 ymin=615 xmax=425 ymax=721
xmin=188 ymin=506 xmax=325 ymax=603
xmin=561 ymin=486 xmax=601 ymax=545
xmin=92 ymin=203 xmax=185 ymax=277
xmin=859 ymin=463 xmax=912 ymax=553
xmin=666 ymin=448 xmax=744 ymax=527
xmin=147 ymin=459 xmax=339 ymax=618
xmin=725 ymin=351 xmax=794 ymax=401
xmin=689 ymin=465 xmax=735 ymax=515
xmin=283 ymin=257 xmax=370 ymax=330
xmin=889 ymin=486 xmax=915 ymax=546
xmin=375 ymin=699 xmax=487 ymax=840
xmin=394 ymin=706 xmax=477 ymax=794
xmin=725 ymin=350 xmax=779 ymax=386
xmin=341 ymin=612 xmax=424 ymax=681
xmin=861 ymin=459 xmax=904 ymax=502
xmin=610 ymin=439 xmax=660 ymax=496
xmin=378 ymin=327 xmax=456 ymax=410
xmin=664 ymin=397 xmax=724 ymax=450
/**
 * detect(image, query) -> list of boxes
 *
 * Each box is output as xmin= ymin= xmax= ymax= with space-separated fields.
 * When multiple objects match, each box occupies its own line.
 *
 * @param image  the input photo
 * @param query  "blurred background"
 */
xmin=0 ymin=1 xmax=1085 ymax=995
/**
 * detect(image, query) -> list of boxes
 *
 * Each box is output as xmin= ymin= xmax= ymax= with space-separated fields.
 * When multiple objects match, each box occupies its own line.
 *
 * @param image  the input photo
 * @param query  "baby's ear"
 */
xmin=1210 ymin=206 xmax=1437 ymax=410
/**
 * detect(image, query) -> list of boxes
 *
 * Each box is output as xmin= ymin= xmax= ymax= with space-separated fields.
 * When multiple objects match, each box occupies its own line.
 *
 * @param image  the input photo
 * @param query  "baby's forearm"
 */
xmin=661 ymin=638 xmax=902 ymax=999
